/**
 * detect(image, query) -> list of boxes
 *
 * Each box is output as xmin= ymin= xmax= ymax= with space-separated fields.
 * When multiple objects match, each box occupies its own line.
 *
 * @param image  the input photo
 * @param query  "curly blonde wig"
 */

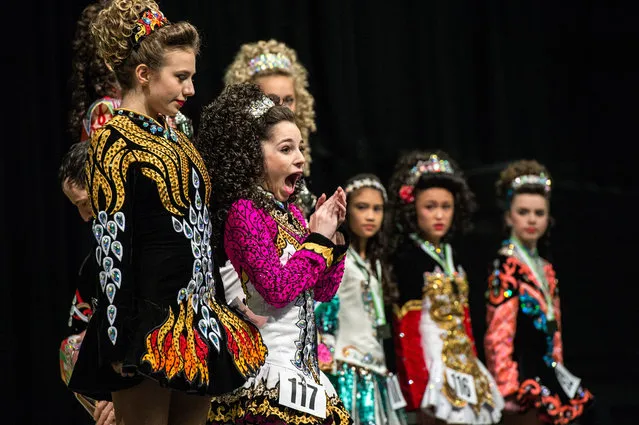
xmin=223 ymin=39 xmax=316 ymax=175
xmin=91 ymin=0 xmax=200 ymax=92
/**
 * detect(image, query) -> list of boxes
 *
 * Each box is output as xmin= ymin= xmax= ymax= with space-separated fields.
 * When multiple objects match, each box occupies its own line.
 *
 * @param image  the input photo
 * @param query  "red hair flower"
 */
xmin=399 ymin=185 xmax=415 ymax=203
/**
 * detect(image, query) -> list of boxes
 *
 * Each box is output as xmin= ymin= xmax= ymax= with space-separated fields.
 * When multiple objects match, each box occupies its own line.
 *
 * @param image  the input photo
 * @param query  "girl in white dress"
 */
xmin=316 ymin=173 xmax=407 ymax=425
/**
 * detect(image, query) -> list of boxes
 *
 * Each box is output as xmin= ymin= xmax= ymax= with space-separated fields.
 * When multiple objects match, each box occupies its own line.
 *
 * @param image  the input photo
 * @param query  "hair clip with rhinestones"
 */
xmin=510 ymin=174 xmax=552 ymax=193
xmin=248 ymin=96 xmax=275 ymax=118
xmin=399 ymin=154 xmax=455 ymax=204
xmin=132 ymin=9 xmax=170 ymax=47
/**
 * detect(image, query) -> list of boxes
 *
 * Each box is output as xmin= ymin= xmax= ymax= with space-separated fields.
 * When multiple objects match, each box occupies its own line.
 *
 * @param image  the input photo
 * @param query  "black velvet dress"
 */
xmin=69 ymin=109 xmax=267 ymax=399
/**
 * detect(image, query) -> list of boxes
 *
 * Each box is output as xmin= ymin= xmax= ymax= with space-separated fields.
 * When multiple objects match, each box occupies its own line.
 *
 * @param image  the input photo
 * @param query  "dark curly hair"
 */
xmin=196 ymin=82 xmax=299 ymax=254
xmin=58 ymin=142 xmax=89 ymax=189
xmin=344 ymin=173 xmax=395 ymax=304
xmin=385 ymin=150 xmax=476 ymax=254
xmin=68 ymin=1 xmax=119 ymax=140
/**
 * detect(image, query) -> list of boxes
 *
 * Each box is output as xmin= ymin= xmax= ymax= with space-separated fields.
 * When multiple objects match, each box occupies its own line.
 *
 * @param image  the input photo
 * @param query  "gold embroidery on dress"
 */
xmin=423 ymin=271 xmax=495 ymax=412
xmin=300 ymin=242 xmax=334 ymax=267
xmin=240 ymin=269 xmax=250 ymax=302
xmin=87 ymin=115 xmax=211 ymax=216
xmin=393 ymin=299 xmax=422 ymax=319
xmin=208 ymin=380 xmax=350 ymax=425
xmin=271 ymin=208 xmax=308 ymax=238
xmin=87 ymin=131 xmax=132 ymax=213
xmin=276 ymin=229 xmax=302 ymax=257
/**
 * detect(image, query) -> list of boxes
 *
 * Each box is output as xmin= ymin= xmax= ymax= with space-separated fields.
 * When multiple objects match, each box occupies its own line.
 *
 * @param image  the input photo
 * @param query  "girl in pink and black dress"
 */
xmin=484 ymin=160 xmax=593 ymax=425
xmin=196 ymin=82 xmax=351 ymax=425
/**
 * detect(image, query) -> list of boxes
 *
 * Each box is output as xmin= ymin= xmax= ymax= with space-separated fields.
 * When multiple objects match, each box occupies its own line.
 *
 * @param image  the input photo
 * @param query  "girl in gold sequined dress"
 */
xmin=386 ymin=150 xmax=504 ymax=424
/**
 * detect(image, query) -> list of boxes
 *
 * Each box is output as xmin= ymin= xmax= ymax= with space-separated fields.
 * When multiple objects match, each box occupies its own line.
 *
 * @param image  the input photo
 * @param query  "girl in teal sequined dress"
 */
xmin=316 ymin=174 xmax=407 ymax=425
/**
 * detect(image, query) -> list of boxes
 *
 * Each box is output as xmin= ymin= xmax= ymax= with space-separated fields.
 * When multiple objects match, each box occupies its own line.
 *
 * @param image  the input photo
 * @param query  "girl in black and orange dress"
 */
xmin=68 ymin=2 xmax=265 ymax=424
xmin=484 ymin=160 xmax=594 ymax=425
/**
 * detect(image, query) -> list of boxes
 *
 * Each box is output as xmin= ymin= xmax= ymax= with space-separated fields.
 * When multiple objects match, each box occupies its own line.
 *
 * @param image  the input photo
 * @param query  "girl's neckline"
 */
xmin=116 ymin=108 xmax=178 ymax=142
xmin=257 ymin=185 xmax=289 ymax=211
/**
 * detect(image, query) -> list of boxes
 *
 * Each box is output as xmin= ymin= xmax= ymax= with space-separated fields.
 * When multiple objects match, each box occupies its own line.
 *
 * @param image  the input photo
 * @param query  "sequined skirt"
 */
xmin=207 ymin=362 xmax=352 ymax=425
xmin=331 ymin=361 xmax=407 ymax=425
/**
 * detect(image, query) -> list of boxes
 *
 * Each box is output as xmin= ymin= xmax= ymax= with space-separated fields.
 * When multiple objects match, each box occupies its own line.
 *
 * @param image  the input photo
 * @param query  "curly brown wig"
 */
xmin=344 ymin=173 xmax=396 ymax=304
xmin=195 ymin=82 xmax=299 ymax=253
xmin=68 ymin=2 xmax=119 ymax=139
xmin=91 ymin=0 xmax=200 ymax=93
xmin=385 ymin=150 xmax=477 ymax=254
xmin=495 ymin=159 xmax=552 ymax=210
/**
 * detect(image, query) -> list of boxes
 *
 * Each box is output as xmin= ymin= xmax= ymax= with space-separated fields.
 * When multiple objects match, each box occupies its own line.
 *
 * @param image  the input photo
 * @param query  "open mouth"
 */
xmin=284 ymin=172 xmax=302 ymax=194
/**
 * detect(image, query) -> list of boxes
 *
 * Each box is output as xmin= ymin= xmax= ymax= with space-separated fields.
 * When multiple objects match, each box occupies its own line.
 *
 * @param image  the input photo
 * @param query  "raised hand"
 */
xmin=308 ymin=187 xmax=347 ymax=241
xmin=332 ymin=187 xmax=346 ymax=225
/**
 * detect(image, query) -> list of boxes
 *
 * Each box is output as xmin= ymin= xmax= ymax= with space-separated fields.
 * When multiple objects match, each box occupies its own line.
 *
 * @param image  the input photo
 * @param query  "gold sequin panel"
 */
xmin=423 ymin=272 xmax=495 ymax=412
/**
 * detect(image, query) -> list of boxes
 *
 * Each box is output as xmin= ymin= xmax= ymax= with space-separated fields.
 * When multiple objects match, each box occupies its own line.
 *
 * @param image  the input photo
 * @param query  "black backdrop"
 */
xmin=3 ymin=1 xmax=638 ymax=424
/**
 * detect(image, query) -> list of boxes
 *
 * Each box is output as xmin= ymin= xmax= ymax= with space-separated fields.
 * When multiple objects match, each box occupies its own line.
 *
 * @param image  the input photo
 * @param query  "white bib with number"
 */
xmin=555 ymin=363 xmax=581 ymax=399
xmin=445 ymin=367 xmax=478 ymax=405
xmin=278 ymin=369 xmax=327 ymax=418
xmin=386 ymin=373 xmax=408 ymax=410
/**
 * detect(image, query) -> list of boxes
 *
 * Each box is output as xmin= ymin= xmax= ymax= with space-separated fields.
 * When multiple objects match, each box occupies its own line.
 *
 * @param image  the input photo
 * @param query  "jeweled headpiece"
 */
xmin=510 ymin=173 xmax=552 ymax=193
xmin=345 ymin=178 xmax=388 ymax=202
xmin=248 ymin=96 xmax=275 ymax=119
xmin=248 ymin=53 xmax=292 ymax=76
xmin=132 ymin=9 xmax=170 ymax=47
xmin=399 ymin=154 xmax=455 ymax=203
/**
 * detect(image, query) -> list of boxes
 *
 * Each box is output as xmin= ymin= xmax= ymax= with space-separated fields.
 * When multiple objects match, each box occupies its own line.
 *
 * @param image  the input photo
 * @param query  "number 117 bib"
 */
xmin=279 ymin=369 xmax=327 ymax=418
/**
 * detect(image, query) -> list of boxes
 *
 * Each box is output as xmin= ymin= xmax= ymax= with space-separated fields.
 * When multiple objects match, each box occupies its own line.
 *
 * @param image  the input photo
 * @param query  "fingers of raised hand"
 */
xmin=314 ymin=193 xmax=327 ymax=211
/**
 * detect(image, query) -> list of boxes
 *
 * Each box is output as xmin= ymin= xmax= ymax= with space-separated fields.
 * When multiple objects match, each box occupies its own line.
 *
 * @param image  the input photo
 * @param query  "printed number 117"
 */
xmin=288 ymin=377 xmax=319 ymax=410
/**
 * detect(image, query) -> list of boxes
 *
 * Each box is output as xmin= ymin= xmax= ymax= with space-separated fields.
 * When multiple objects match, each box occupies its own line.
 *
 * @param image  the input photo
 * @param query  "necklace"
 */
xmin=117 ymin=108 xmax=178 ymax=142
xmin=257 ymin=186 xmax=307 ymax=236
xmin=409 ymin=233 xmax=455 ymax=276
